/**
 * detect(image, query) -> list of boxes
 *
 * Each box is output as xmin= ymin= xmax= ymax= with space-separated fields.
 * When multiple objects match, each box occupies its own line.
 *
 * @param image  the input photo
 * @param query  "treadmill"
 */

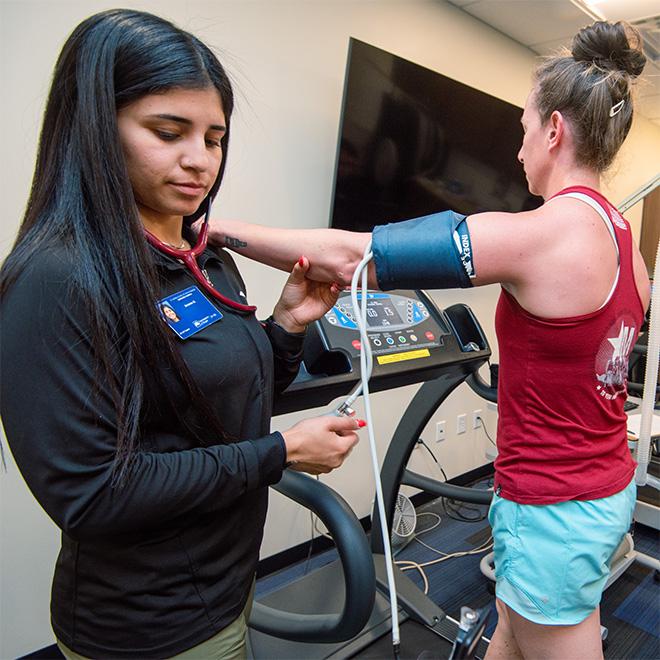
xmin=248 ymin=291 xmax=496 ymax=659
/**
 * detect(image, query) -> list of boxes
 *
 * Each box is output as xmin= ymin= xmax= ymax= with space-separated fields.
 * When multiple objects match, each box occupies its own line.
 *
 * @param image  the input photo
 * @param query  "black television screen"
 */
xmin=329 ymin=39 xmax=542 ymax=232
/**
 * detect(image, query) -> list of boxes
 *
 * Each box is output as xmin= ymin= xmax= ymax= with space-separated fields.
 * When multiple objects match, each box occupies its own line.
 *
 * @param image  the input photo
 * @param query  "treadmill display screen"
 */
xmin=321 ymin=291 xmax=449 ymax=357
xmin=366 ymin=299 xmax=402 ymax=327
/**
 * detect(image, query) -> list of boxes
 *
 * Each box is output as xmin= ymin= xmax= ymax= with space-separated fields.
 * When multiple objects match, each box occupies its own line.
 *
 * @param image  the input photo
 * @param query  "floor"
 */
xmin=256 ymin=477 xmax=660 ymax=659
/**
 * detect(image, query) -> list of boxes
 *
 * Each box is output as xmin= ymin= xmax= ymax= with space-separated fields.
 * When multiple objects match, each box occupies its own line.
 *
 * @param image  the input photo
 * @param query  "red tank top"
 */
xmin=494 ymin=186 xmax=645 ymax=504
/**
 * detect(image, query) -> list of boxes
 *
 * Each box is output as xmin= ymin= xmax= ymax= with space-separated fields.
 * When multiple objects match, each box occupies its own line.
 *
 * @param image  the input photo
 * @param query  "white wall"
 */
xmin=2 ymin=1 xmax=659 ymax=656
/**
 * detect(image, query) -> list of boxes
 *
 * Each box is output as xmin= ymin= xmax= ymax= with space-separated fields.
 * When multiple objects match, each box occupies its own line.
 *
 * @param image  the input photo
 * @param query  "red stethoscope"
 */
xmin=143 ymin=196 xmax=257 ymax=314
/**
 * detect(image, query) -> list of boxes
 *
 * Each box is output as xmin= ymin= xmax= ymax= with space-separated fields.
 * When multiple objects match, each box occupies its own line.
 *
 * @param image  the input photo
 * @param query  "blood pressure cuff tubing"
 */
xmin=372 ymin=210 xmax=475 ymax=290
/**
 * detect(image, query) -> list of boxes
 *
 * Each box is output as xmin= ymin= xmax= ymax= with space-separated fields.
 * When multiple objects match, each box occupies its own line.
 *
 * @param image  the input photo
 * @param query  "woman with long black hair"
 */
xmin=0 ymin=9 xmax=362 ymax=658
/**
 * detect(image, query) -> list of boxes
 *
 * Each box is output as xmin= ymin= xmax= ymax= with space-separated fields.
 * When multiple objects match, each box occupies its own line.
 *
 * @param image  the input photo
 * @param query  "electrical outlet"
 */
xmin=436 ymin=420 xmax=446 ymax=442
xmin=472 ymin=409 xmax=482 ymax=429
xmin=457 ymin=413 xmax=467 ymax=435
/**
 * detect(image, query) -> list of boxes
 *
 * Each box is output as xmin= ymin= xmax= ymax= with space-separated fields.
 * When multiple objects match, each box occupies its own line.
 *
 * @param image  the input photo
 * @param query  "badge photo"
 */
xmin=158 ymin=285 xmax=223 ymax=339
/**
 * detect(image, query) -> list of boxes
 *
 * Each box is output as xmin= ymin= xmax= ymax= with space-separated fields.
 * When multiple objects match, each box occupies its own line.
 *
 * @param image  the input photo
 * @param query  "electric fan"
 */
xmin=391 ymin=492 xmax=417 ymax=546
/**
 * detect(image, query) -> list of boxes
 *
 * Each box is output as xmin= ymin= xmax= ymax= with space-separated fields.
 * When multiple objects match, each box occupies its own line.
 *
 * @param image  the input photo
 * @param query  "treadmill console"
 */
xmin=273 ymin=290 xmax=490 ymax=414
xmin=320 ymin=292 xmax=448 ymax=360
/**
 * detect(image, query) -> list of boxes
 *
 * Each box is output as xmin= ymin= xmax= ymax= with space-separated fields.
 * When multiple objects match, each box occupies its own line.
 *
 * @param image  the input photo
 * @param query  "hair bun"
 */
xmin=571 ymin=20 xmax=646 ymax=78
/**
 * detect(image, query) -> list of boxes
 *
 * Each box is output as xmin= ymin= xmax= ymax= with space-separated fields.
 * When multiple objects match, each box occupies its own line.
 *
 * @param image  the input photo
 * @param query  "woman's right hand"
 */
xmin=281 ymin=415 xmax=365 ymax=475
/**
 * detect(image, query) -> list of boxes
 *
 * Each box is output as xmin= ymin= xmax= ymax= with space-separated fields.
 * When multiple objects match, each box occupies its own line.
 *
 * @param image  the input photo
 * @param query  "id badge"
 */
xmin=158 ymin=286 xmax=222 ymax=339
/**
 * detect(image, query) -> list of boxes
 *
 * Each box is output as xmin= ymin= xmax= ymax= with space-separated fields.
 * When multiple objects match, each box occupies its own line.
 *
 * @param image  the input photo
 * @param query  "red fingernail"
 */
xmin=298 ymin=256 xmax=305 ymax=267
xmin=357 ymin=419 xmax=367 ymax=428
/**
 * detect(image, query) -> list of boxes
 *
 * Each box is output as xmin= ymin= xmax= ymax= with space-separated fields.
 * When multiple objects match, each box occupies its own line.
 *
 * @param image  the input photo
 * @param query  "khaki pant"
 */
xmin=57 ymin=583 xmax=255 ymax=660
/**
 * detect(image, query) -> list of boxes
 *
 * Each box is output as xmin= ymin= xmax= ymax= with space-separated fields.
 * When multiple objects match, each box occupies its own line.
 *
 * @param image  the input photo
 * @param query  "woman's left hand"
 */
xmin=272 ymin=256 xmax=341 ymax=333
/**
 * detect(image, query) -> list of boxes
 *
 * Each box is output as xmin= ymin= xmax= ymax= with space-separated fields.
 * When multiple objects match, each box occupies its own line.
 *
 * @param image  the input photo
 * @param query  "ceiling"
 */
xmin=446 ymin=0 xmax=660 ymax=128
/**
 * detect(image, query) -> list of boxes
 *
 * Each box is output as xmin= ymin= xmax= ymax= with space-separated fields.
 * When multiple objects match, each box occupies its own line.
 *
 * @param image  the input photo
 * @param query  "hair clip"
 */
xmin=609 ymin=99 xmax=625 ymax=117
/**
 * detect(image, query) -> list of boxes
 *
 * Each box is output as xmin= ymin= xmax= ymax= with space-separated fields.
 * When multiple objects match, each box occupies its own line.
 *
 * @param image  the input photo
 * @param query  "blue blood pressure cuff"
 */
xmin=372 ymin=210 xmax=476 ymax=290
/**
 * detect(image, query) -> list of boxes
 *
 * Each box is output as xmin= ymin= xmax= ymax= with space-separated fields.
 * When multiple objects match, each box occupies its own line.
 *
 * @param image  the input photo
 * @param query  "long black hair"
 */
xmin=0 ymin=9 xmax=235 ymax=482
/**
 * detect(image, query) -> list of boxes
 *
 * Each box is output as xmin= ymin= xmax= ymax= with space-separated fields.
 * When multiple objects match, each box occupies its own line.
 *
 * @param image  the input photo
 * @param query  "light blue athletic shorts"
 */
xmin=488 ymin=478 xmax=636 ymax=625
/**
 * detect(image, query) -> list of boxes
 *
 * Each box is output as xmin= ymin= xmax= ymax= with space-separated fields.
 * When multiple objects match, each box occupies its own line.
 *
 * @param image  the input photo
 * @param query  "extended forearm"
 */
xmin=208 ymin=219 xmax=375 ymax=286
xmin=210 ymin=219 xmax=301 ymax=271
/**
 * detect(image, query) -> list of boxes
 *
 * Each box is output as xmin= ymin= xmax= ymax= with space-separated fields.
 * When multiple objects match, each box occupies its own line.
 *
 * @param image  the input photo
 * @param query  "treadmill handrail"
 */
xmin=466 ymin=371 xmax=497 ymax=403
xmin=402 ymin=469 xmax=493 ymax=505
xmin=249 ymin=470 xmax=376 ymax=643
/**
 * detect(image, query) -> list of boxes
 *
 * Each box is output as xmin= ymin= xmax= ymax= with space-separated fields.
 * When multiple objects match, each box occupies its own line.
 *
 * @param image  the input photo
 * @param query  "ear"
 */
xmin=546 ymin=110 xmax=565 ymax=152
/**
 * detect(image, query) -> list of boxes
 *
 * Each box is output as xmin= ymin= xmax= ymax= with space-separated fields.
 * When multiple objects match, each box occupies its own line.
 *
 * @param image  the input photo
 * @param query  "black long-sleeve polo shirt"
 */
xmin=0 ymin=242 xmax=304 ymax=658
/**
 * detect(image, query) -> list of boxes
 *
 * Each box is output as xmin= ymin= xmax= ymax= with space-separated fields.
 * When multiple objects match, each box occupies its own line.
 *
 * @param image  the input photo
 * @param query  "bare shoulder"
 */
xmin=466 ymin=195 xmax=623 ymax=309
xmin=470 ymin=203 xmax=565 ymax=243
xmin=466 ymin=205 xmax=562 ymax=286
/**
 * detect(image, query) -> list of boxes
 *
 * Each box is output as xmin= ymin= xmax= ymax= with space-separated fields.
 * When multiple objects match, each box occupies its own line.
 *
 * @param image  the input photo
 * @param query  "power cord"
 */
xmin=415 ymin=511 xmax=442 ymax=535
xmin=416 ymin=436 xmax=488 ymax=522
xmin=395 ymin=559 xmax=430 ymax=594
xmin=476 ymin=415 xmax=496 ymax=446
xmin=303 ymin=509 xmax=315 ymax=576
xmin=393 ymin=511 xmax=441 ymax=594
xmin=401 ymin=536 xmax=494 ymax=570
xmin=416 ymin=437 xmax=449 ymax=481
xmin=441 ymin=497 xmax=488 ymax=523
xmin=304 ymin=475 xmax=334 ymax=576
xmin=395 ymin=536 xmax=494 ymax=595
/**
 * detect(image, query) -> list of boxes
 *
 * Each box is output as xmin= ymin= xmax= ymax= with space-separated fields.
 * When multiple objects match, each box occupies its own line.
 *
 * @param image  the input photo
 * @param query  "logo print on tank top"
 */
xmin=595 ymin=317 xmax=636 ymax=400
xmin=607 ymin=204 xmax=627 ymax=230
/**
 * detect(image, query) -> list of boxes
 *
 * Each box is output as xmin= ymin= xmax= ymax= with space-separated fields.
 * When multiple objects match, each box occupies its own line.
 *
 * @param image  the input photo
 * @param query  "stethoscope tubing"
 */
xmin=143 ymin=197 xmax=257 ymax=314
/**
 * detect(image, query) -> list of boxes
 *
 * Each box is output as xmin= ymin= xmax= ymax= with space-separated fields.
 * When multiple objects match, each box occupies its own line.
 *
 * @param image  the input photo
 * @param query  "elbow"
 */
xmin=57 ymin=506 xmax=105 ymax=541
xmin=53 ymin=488 xmax=123 ymax=541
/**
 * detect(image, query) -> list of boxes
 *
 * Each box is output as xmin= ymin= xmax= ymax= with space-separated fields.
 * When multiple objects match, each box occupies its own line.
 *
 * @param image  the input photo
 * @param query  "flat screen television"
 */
xmin=329 ymin=39 xmax=542 ymax=232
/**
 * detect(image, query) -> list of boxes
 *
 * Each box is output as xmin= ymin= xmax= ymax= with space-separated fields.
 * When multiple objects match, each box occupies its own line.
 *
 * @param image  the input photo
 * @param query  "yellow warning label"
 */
xmin=377 ymin=348 xmax=431 ymax=365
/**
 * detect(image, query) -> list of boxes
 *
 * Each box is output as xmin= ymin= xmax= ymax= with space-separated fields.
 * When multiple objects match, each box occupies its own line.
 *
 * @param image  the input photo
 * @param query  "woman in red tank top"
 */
xmin=203 ymin=19 xmax=651 ymax=660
